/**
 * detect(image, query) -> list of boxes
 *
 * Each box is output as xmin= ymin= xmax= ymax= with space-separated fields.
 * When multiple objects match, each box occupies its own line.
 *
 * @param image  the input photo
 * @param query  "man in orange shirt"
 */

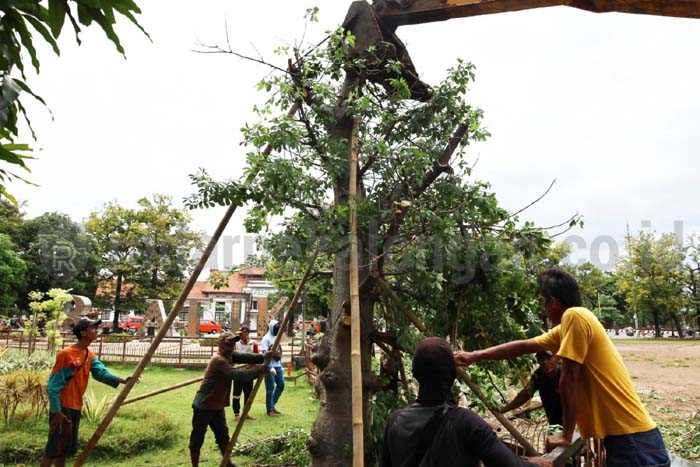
xmin=454 ymin=268 xmax=669 ymax=467
xmin=40 ymin=317 xmax=131 ymax=467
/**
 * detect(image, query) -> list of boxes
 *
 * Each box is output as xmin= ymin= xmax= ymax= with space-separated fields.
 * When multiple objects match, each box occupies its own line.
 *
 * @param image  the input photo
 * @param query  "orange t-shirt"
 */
xmin=48 ymin=345 xmax=119 ymax=413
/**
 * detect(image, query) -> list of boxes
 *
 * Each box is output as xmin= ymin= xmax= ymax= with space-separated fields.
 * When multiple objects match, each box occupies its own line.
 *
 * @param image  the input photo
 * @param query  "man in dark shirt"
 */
xmin=499 ymin=351 xmax=562 ymax=426
xmin=381 ymin=337 xmax=552 ymax=467
xmin=189 ymin=332 xmax=266 ymax=467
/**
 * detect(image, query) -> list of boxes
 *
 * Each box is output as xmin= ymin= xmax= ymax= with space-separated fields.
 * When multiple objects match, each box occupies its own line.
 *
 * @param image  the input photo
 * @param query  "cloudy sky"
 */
xmin=10 ymin=0 xmax=700 ymax=272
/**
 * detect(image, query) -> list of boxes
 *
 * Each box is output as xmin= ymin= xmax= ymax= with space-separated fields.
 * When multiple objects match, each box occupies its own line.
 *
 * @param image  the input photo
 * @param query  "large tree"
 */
xmin=0 ymin=1 xmax=146 ymax=203
xmin=0 ymin=233 xmax=27 ymax=310
xmin=14 ymin=211 xmax=99 ymax=307
xmin=86 ymin=202 xmax=143 ymax=331
xmin=188 ymin=14 xmax=571 ymax=464
xmin=131 ymin=194 xmax=204 ymax=300
xmin=684 ymin=234 xmax=700 ymax=330
xmin=87 ymin=196 xmax=203 ymax=330
xmin=0 ymin=199 xmax=25 ymax=239
xmin=617 ymin=231 xmax=686 ymax=337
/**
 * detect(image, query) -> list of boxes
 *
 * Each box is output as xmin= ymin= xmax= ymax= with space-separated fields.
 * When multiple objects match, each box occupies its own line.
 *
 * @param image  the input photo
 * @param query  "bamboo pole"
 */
xmin=121 ymin=377 xmax=203 ymax=406
xmin=220 ymin=246 xmax=319 ymax=467
xmin=375 ymin=275 xmax=539 ymax=457
xmin=348 ymin=117 xmax=364 ymax=467
xmin=74 ymin=101 xmax=301 ymax=467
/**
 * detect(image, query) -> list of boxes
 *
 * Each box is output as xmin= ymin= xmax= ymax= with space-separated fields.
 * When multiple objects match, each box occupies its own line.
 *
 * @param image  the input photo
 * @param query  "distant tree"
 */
xmin=596 ymin=293 xmax=624 ymax=328
xmin=569 ymin=261 xmax=607 ymax=310
xmin=0 ymin=1 xmax=147 ymax=203
xmin=0 ymin=199 xmax=25 ymax=239
xmin=132 ymin=194 xmax=204 ymax=299
xmin=86 ymin=203 xmax=142 ymax=331
xmin=0 ymin=233 xmax=27 ymax=309
xmin=617 ymin=231 xmax=686 ymax=337
xmin=14 ymin=212 xmax=99 ymax=308
xmin=87 ymin=196 xmax=203 ymax=330
xmin=601 ymin=271 xmax=629 ymax=326
xmin=684 ymin=234 xmax=700 ymax=330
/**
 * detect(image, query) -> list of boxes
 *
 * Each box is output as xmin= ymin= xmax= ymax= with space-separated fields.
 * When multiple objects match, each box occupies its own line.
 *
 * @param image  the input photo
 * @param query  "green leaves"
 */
xmin=47 ymin=0 xmax=67 ymax=37
xmin=186 ymin=18 xmax=563 ymax=403
xmin=0 ymin=0 xmax=148 ymax=203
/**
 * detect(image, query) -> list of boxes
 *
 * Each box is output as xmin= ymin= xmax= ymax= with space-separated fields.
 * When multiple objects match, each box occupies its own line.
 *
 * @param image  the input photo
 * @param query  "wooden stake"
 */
xmin=121 ymin=377 xmax=202 ymax=406
xmin=375 ymin=275 xmax=540 ymax=457
xmin=220 ymin=247 xmax=319 ymax=467
xmin=348 ymin=117 xmax=364 ymax=467
xmin=74 ymin=102 xmax=301 ymax=467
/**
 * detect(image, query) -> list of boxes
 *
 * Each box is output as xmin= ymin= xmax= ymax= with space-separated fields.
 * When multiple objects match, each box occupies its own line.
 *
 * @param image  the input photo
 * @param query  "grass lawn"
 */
xmin=1 ymin=364 xmax=319 ymax=467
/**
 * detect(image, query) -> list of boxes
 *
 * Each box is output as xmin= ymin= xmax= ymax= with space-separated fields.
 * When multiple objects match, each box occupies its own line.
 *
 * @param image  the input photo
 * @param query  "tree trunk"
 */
xmin=112 ymin=273 xmax=123 ymax=332
xmin=308 ymin=251 xmax=375 ymax=466
xmin=652 ymin=311 xmax=661 ymax=338
xmin=670 ymin=313 xmax=684 ymax=339
xmin=308 ymin=83 xmax=376 ymax=464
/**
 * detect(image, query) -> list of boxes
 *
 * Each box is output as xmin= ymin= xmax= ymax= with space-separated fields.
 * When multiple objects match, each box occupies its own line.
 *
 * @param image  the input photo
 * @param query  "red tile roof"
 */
xmin=94 ymin=266 xmax=267 ymax=300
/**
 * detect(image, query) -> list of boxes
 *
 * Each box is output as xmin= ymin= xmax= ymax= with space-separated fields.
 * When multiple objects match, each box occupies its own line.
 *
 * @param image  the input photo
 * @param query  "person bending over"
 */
xmin=499 ymin=351 xmax=562 ymax=426
xmin=189 ymin=332 xmax=266 ymax=467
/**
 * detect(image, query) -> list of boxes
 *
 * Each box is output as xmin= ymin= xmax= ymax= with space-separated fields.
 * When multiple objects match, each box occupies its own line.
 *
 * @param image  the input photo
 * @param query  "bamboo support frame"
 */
xmin=220 ymin=247 xmax=319 ymax=467
xmin=116 ymin=298 xmax=288 ymax=405
xmin=348 ymin=117 xmax=364 ymax=467
xmin=74 ymin=101 xmax=301 ymax=467
xmin=375 ymin=275 xmax=539 ymax=457
xmin=122 ymin=377 xmax=202 ymax=406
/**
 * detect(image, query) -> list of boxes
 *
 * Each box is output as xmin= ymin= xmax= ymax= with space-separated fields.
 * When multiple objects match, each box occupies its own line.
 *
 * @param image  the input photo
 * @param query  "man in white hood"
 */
xmin=260 ymin=319 xmax=285 ymax=416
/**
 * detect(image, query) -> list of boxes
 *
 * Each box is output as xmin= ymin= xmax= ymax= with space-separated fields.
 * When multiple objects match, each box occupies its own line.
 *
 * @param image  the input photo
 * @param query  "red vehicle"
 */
xmin=119 ymin=316 xmax=144 ymax=333
xmin=199 ymin=320 xmax=222 ymax=334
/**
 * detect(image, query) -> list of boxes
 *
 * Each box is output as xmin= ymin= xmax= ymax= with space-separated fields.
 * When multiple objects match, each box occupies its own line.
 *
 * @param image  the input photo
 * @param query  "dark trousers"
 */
xmin=44 ymin=408 xmax=81 ymax=458
xmin=189 ymin=408 xmax=229 ymax=451
xmin=232 ymin=380 xmax=253 ymax=415
xmin=604 ymin=427 xmax=670 ymax=467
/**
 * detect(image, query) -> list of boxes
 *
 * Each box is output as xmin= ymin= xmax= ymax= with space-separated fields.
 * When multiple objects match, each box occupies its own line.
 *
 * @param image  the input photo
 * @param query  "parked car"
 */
xmin=199 ymin=320 xmax=222 ymax=334
xmin=119 ymin=316 xmax=144 ymax=333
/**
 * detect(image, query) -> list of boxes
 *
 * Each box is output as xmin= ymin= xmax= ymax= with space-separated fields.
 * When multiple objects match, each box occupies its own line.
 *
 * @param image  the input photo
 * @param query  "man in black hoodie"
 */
xmin=381 ymin=337 xmax=552 ymax=467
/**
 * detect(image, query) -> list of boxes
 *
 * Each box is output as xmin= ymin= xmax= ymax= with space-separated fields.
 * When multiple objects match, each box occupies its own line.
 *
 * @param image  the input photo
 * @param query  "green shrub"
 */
xmin=0 ymin=349 xmax=54 ymax=375
xmin=198 ymin=338 xmax=217 ymax=347
xmin=89 ymin=409 xmax=178 ymax=458
xmin=0 ymin=369 xmax=48 ymax=424
xmin=101 ymin=333 xmax=133 ymax=343
xmin=81 ymin=390 xmax=113 ymax=423
xmin=232 ymin=428 xmax=310 ymax=466
xmin=0 ymin=407 xmax=177 ymax=463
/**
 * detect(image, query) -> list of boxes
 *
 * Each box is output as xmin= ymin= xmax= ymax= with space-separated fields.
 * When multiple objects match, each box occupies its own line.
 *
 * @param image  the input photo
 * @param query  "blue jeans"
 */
xmin=604 ymin=427 xmax=670 ymax=467
xmin=264 ymin=367 xmax=285 ymax=413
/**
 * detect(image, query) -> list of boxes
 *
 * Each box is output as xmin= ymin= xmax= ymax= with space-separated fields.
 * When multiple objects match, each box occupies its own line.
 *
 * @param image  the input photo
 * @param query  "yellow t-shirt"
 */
xmin=534 ymin=307 xmax=655 ymax=439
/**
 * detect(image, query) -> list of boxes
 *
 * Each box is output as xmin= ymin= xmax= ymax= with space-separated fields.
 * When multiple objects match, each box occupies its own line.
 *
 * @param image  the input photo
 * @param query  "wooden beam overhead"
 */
xmin=373 ymin=0 xmax=700 ymax=27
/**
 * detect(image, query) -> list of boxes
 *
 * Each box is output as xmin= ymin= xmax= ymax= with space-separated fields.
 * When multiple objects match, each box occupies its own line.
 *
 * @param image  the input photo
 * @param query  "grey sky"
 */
xmin=11 ymin=1 xmax=700 ymax=272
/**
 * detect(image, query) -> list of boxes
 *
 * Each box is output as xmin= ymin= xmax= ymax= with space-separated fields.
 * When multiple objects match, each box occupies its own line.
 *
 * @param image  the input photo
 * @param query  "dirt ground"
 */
xmin=615 ymin=339 xmax=700 ymax=424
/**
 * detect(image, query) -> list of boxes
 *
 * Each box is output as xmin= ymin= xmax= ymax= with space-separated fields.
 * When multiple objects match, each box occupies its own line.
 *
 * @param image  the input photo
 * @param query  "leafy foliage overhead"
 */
xmin=0 ymin=0 xmax=147 ymax=203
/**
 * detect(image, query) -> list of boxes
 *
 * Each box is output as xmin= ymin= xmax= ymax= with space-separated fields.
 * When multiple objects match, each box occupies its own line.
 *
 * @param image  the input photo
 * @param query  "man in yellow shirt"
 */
xmin=454 ymin=268 xmax=669 ymax=467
